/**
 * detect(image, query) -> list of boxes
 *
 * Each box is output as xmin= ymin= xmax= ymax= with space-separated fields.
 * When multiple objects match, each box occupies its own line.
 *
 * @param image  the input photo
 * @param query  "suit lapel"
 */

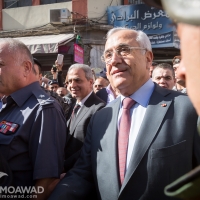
xmin=67 ymin=93 xmax=94 ymax=141
xmin=67 ymin=102 xmax=75 ymax=127
xmin=105 ymin=98 xmax=121 ymax=192
xmin=120 ymin=85 xmax=172 ymax=193
xmin=70 ymin=105 xmax=90 ymax=133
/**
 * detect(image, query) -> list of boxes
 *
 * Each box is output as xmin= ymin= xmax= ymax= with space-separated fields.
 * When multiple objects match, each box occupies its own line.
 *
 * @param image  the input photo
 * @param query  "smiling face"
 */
xmin=67 ymin=68 xmax=93 ymax=102
xmin=104 ymin=30 xmax=153 ymax=96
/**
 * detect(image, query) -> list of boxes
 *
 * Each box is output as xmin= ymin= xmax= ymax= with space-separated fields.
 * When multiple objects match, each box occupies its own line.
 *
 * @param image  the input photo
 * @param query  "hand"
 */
xmin=55 ymin=60 xmax=63 ymax=72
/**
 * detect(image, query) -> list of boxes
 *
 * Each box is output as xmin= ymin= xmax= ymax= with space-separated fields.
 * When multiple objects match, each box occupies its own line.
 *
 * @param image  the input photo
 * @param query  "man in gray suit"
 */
xmin=49 ymin=28 xmax=200 ymax=200
xmin=64 ymin=64 xmax=105 ymax=172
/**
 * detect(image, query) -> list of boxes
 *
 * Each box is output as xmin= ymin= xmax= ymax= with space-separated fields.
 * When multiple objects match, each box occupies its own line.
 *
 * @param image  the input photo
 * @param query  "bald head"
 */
xmin=0 ymin=38 xmax=35 ymax=72
xmin=0 ymin=38 xmax=38 ymax=95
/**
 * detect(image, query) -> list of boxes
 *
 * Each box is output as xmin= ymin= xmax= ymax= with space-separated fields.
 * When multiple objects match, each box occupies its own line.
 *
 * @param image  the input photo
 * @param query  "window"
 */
xmin=128 ymin=0 xmax=144 ymax=5
xmin=4 ymin=0 xmax=32 ymax=9
xmin=4 ymin=0 xmax=71 ymax=9
xmin=41 ymin=0 xmax=71 ymax=5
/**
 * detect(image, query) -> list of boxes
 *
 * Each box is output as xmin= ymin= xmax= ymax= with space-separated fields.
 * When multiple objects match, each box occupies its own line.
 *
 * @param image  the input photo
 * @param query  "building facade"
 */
xmin=0 ymin=0 xmax=179 ymax=74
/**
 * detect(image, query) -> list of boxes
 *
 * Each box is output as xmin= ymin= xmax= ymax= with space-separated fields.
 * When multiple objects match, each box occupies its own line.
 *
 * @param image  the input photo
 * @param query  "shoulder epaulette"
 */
xmin=32 ymin=89 xmax=54 ymax=105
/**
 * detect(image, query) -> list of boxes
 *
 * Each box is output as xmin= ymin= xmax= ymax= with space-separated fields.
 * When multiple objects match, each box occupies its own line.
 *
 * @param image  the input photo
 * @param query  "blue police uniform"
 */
xmin=0 ymin=82 xmax=66 ymax=187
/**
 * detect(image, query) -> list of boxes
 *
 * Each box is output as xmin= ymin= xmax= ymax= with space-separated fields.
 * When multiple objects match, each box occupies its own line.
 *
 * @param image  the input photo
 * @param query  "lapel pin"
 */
xmin=160 ymin=103 xmax=167 ymax=107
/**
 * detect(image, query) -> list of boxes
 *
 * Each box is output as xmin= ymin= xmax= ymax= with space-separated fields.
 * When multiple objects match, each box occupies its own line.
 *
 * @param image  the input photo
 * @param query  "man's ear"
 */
xmin=89 ymin=78 xmax=94 ymax=85
xmin=22 ymin=60 xmax=32 ymax=77
xmin=146 ymin=51 xmax=153 ymax=69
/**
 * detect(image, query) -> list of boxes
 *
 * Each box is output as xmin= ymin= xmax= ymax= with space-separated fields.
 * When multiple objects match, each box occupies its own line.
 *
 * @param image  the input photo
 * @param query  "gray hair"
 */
xmin=106 ymin=27 xmax=152 ymax=54
xmin=68 ymin=64 xmax=93 ymax=80
xmin=0 ymin=38 xmax=36 ymax=74
xmin=152 ymin=63 xmax=175 ymax=78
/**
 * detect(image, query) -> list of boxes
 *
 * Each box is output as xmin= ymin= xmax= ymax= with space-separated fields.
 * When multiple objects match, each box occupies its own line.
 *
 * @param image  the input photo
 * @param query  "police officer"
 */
xmin=0 ymin=38 xmax=66 ymax=199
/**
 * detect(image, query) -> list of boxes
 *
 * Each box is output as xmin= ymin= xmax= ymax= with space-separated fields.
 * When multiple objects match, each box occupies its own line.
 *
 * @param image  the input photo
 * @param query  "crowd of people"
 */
xmin=0 ymin=0 xmax=200 ymax=199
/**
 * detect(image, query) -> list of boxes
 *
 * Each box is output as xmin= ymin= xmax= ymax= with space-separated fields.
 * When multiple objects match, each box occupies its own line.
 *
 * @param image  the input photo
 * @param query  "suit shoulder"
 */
xmin=173 ymin=92 xmax=194 ymax=108
xmin=169 ymin=89 xmax=191 ymax=102
xmin=94 ymin=97 xmax=120 ymax=114
xmin=168 ymin=88 xmax=187 ymax=97
xmin=106 ymin=97 xmax=120 ymax=107
xmin=86 ymin=92 xmax=106 ymax=106
xmin=162 ymin=89 xmax=196 ymax=113
xmin=96 ymin=88 xmax=107 ymax=96
xmin=155 ymin=85 xmax=189 ymax=102
xmin=94 ymin=94 xmax=106 ymax=104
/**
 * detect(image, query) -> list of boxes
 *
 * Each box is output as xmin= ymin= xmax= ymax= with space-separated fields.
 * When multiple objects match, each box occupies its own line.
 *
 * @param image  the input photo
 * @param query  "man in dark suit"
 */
xmin=64 ymin=64 xmax=105 ymax=172
xmin=49 ymin=28 xmax=200 ymax=200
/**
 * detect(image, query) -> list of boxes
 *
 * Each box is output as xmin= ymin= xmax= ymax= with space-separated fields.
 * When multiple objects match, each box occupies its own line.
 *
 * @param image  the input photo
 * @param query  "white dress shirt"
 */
xmin=118 ymin=79 xmax=155 ymax=171
xmin=75 ymin=91 xmax=93 ymax=115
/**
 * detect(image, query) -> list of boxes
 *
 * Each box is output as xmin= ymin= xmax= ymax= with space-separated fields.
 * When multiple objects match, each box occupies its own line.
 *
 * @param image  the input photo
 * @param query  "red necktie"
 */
xmin=118 ymin=97 xmax=135 ymax=184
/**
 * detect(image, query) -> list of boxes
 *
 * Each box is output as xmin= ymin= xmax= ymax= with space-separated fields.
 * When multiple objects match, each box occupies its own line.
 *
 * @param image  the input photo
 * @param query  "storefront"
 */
xmin=14 ymin=33 xmax=75 ymax=71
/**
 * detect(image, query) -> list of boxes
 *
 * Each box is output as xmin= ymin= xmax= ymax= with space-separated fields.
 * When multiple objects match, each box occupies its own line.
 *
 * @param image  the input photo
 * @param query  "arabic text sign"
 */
xmin=107 ymin=4 xmax=173 ymax=34
xmin=74 ymin=44 xmax=84 ymax=64
xmin=148 ymin=32 xmax=174 ymax=48
xmin=107 ymin=4 xmax=179 ymax=48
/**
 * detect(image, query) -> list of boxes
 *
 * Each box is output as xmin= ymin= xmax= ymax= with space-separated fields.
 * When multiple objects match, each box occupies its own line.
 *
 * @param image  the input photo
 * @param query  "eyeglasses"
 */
xmin=101 ymin=46 xmax=147 ymax=64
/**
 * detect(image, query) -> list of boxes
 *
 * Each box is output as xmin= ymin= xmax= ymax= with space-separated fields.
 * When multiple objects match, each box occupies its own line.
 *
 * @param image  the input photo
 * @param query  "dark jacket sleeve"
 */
xmin=57 ymin=71 xmax=64 ymax=87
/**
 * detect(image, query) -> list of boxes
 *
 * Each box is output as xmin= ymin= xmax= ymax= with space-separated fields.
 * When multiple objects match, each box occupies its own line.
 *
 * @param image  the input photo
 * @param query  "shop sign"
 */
xmin=74 ymin=44 xmax=84 ymax=64
xmin=107 ymin=4 xmax=179 ymax=48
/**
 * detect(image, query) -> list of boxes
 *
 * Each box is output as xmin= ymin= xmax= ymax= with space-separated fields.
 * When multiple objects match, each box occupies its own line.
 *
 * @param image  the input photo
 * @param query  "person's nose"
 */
xmin=159 ymin=77 xmax=166 ymax=84
xmin=70 ymin=80 xmax=77 ymax=88
xmin=109 ymin=51 xmax=122 ymax=66
xmin=177 ymin=61 xmax=186 ymax=81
